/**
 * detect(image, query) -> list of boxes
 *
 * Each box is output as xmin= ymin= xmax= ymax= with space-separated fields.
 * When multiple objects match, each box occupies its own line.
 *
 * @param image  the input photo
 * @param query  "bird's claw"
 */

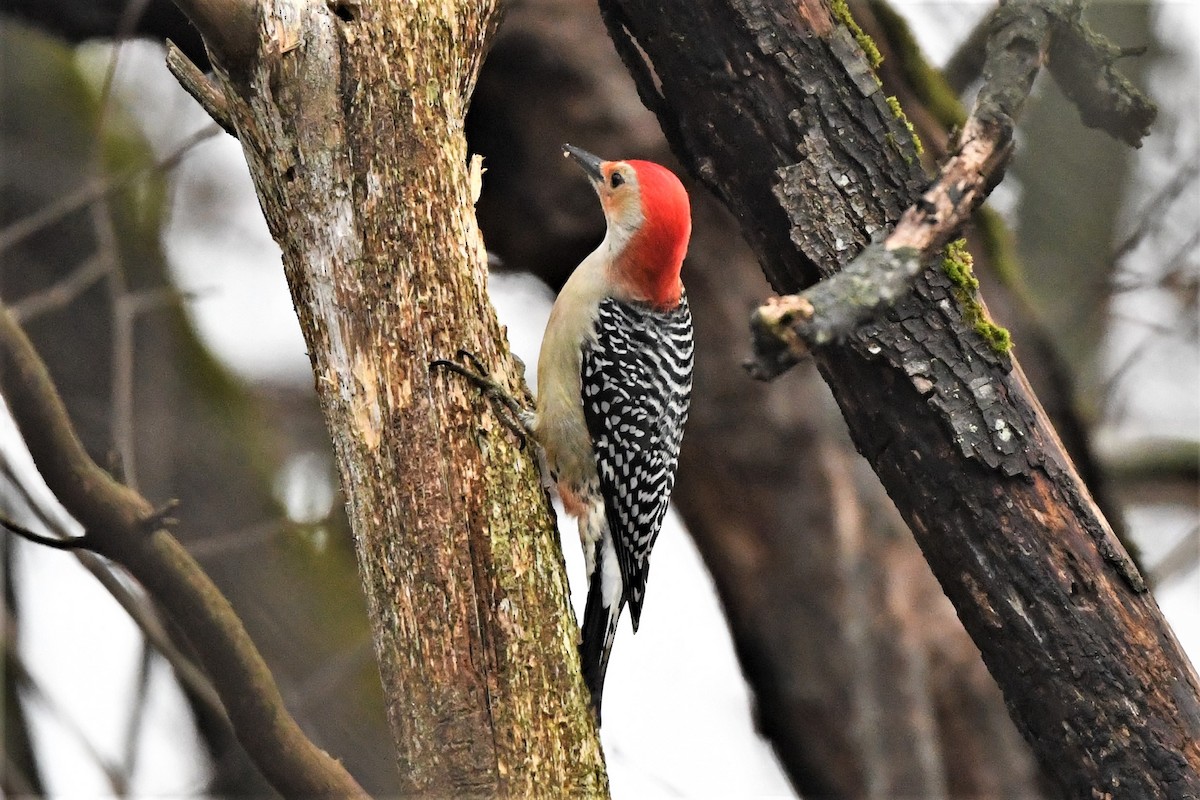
xmin=430 ymin=350 xmax=532 ymax=447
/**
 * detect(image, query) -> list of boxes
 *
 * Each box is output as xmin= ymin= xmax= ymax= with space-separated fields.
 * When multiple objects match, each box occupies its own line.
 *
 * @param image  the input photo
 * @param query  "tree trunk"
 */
xmin=599 ymin=0 xmax=1200 ymax=795
xmin=189 ymin=1 xmax=607 ymax=795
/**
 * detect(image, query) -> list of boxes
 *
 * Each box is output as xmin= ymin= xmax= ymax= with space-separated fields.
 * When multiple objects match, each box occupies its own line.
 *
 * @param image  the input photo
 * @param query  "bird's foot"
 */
xmin=430 ymin=350 xmax=533 ymax=447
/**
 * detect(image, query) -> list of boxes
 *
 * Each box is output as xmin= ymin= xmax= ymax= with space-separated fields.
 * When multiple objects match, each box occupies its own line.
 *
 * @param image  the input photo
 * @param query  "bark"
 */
xmin=470 ymin=2 xmax=1043 ymax=796
xmin=854 ymin=0 xmax=1134 ymax=554
xmin=180 ymin=1 xmax=607 ymax=796
xmin=599 ymin=0 xmax=1200 ymax=795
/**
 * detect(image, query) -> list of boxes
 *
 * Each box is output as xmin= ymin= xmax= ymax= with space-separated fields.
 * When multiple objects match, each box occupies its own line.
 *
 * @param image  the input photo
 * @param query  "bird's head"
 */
xmin=564 ymin=144 xmax=691 ymax=310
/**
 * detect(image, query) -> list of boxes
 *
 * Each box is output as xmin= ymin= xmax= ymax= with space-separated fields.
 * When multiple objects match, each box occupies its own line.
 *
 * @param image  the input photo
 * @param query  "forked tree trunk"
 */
xmin=179 ymin=1 xmax=607 ymax=795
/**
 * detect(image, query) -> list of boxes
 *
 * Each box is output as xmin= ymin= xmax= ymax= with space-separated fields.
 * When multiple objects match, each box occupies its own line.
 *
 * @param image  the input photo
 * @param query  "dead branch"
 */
xmin=0 ymin=125 xmax=219 ymax=257
xmin=746 ymin=0 xmax=1155 ymax=378
xmin=0 ymin=304 xmax=369 ymax=799
xmin=166 ymin=41 xmax=235 ymax=136
xmin=168 ymin=0 xmax=259 ymax=72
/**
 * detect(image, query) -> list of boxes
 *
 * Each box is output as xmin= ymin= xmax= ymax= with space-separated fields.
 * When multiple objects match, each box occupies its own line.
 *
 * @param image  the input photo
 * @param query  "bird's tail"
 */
xmin=580 ymin=564 xmax=622 ymax=721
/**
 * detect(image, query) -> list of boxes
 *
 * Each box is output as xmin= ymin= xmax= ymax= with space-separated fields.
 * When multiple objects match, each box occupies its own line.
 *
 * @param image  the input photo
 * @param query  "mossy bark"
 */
xmin=599 ymin=0 xmax=1200 ymax=794
xmin=203 ymin=1 xmax=606 ymax=795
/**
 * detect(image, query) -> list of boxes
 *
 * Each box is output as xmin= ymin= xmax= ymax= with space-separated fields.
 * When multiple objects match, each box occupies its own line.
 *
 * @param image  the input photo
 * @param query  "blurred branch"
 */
xmin=0 ymin=125 xmax=219 ymax=258
xmin=120 ymin=640 xmax=155 ymax=792
xmin=9 ymin=254 xmax=108 ymax=323
xmin=1151 ymin=525 xmax=1200 ymax=587
xmin=2 ymin=536 xmax=44 ymax=796
xmin=0 ymin=305 xmax=369 ymax=799
xmin=943 ymin=9 xmax=993 ymax=94
xmin=1111 ymin=156 xmax=1200 ymax=264
xmin=186 ymin=519 xmax=280 ymax=560
xmin=92 ymin=0 xmax=155 ymax=143
xmin=1046 ymin=7 xmax=1157 ymax=147
xmin=92 ymin=198 xmax=139 ymax=489
xmin=4 ymin=612 xmax=127 ymax=793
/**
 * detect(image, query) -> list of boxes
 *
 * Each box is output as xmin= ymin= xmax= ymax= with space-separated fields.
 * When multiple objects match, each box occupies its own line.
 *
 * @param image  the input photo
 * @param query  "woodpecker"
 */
xmin=534 ymin=144 xmax=694 ymax=713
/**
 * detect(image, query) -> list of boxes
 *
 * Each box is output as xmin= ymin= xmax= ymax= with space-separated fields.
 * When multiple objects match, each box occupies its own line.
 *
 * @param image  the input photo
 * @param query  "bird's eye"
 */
xmin=610 ymin=172 xmax=625 ymax=188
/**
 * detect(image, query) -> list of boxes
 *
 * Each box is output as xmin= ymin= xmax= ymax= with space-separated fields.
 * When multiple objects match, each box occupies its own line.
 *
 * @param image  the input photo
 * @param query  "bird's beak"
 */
xmin=563 ymin=144 xmax=605 ymax=183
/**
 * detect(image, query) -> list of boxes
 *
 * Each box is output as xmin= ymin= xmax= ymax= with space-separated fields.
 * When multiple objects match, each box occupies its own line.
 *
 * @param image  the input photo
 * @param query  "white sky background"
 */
xmin=6 ymin=3 xmax=1198 ymax=797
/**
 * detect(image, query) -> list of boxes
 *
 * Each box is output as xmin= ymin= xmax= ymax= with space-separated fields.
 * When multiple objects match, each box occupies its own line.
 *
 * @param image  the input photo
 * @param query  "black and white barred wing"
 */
xmin=580 ymin=295 xmax=694 ymax=628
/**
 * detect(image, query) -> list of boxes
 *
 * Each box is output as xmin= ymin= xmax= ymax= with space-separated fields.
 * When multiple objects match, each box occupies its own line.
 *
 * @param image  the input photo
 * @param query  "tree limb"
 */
xmin=746 ymin=0 xmax=1154 ymax=376
xmin=0 ymin=304 xmax=369 ymax=799
xmin=168 ymin=0 xmax=258 ymax=72
xmin=599 ymin=0 xmax=1200 ymax=793
xmin=1046 ymin=6 xmax=1157 ymax=147
xmin=165 ymin=41 xmax=235 ymax=136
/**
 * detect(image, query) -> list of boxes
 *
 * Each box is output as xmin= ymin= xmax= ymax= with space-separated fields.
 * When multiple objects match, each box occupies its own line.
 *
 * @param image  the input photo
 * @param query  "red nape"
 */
xmin=622 ymin=160 xmax=691 ymax=309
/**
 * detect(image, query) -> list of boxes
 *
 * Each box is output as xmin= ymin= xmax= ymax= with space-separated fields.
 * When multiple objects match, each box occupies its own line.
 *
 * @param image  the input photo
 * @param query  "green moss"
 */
xmin=942 ymin=239 xmax=1012 ymax=354
xmin=830 ymin=0 xmax=883 ymax=70
xmin=885 ymin=94 xmax=924 ymax=155
xmin=942 ymin=239 xmax=978 ymax=291
xmin=871 ymin=1 xmax=967 ymax=130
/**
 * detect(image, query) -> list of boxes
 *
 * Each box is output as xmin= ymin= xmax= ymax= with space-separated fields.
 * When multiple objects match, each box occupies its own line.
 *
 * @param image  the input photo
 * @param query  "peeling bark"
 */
xmin=176 ymin=1 xmax=607 ymax=795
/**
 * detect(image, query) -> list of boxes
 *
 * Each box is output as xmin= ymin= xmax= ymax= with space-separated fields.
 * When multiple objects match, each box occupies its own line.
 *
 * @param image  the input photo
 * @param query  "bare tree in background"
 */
xmin=2 ymin=0 xmax=1199 ymax=797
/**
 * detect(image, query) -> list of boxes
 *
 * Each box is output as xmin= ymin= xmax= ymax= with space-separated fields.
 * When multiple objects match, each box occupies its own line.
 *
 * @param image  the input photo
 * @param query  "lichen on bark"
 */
xmin=941 ymin=239 xmax=1013 ymax=354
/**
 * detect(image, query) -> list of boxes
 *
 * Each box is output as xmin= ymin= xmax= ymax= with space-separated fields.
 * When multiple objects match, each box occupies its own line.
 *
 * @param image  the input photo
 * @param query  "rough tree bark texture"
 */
xmin=599 ymin=0 xmax=1200 ymax=795
xmin=1 ymin=19 xmax=396 ymax=794
xmin=191 ymin=1 xmax=606 ymax=795
xmin=469 ymin=1 xmax=1043 ymax=795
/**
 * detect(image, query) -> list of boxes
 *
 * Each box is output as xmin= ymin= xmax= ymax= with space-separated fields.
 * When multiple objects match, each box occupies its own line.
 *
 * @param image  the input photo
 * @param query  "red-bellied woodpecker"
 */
xmin=538 ymin=144 xmax=693 ymax=713
xmin=434 ymin=144 xmax=693 ymax=717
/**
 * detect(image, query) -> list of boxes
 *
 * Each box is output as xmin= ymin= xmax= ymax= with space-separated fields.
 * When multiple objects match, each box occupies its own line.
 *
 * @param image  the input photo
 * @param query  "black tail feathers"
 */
xmin=580 ymin=574 xmax=621 ymax=723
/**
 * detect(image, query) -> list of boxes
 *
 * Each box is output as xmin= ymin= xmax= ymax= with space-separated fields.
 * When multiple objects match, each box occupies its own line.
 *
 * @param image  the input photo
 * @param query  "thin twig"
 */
xmin=4 ymin=613 xmax=127 ymax=793
xmin=120 ymin=639 xmax=156 ymax=792
xmin=9 ymin=255 xmax=109 ymax=323
xmin=0 ymin=516 xmax=90 ymax=550
xmin=91 ymin=197 xmax=139 ymax=492
xmin=0 ymin=125 xmax=220 ymax=257
xmin=92 ymin=0 xmax=155 ymax=148
xmin=1112 ymin=156 xmax=1200 ymax=263
xmin=186 ymin=519 xmax=281 ymax=560
xmin=1150 ymin=524 xmax=1200 ymax=587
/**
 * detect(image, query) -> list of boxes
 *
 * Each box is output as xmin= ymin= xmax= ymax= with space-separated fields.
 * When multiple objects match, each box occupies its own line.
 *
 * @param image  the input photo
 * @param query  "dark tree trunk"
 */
xmin=470 ymin=1 xmax=1043 ymax=796
xmin=597 ymin=0 xmax=1200 ymax=795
